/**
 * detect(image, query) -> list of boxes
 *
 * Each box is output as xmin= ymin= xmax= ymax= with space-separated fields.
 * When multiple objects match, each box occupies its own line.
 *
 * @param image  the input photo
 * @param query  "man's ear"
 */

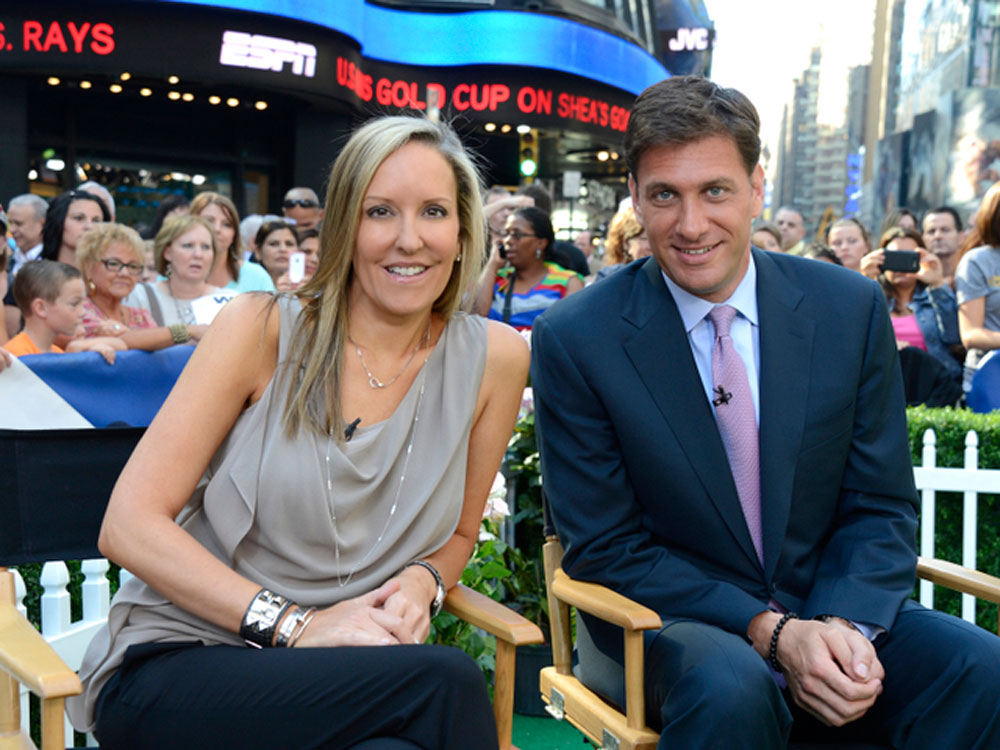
xmin=628 ymin=174 xmax=642 ymax=223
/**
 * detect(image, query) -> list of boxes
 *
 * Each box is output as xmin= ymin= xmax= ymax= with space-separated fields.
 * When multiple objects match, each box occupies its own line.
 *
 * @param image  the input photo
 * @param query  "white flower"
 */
xmin=483 ymin=471 xmax=509 ymax=521
xmin=518 ymin=386 xmax=534 ymax=420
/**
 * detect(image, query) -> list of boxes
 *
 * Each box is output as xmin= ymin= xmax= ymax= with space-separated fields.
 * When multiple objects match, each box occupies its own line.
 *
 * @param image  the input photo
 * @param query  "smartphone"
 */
xmin=881 ymin=250 xmax=920 ymax=273
xmin=288 ymin=251 xmax=306 ymax=283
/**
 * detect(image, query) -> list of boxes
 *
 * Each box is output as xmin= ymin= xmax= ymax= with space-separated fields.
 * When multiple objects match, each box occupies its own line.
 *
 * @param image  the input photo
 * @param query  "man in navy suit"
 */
xmin=531 ymin=76 xmax=1000 ymax=748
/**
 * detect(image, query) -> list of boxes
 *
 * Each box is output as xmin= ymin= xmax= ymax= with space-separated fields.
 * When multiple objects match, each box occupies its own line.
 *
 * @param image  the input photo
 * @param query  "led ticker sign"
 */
xmin=0 ymin=3 xmax=636 ymax=135
xmin=0 ymin=19 xmax=115 ymax=54
xmin=219 ymin=30 xmax=316 ymax=78
xmin=335 ymin=58 xmax=632 ymax=133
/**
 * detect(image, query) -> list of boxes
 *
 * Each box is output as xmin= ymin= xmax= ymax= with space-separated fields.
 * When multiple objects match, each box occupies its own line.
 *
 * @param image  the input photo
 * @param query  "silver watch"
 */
xmin=407 ymin=560 xmax=446 ymax=618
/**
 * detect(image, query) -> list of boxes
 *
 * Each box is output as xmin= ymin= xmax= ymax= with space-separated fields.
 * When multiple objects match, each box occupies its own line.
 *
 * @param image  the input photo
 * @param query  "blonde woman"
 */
xmin=77 ymin=222 xmax=206 ymax=351
xmin=594 ymin=206 xmax=649 ymax=281
xmin=125 ymin=215 xmax=235 ymax=342
xmin=189 ymin=191 xmax=275 ymax=292
xmin=69 ymin=116 xmax=529 ymax=749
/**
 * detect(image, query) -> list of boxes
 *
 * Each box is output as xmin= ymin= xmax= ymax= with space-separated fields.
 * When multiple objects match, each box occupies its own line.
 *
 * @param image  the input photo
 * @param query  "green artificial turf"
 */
xmin=512 ymin=712 xmax=592 ymax=749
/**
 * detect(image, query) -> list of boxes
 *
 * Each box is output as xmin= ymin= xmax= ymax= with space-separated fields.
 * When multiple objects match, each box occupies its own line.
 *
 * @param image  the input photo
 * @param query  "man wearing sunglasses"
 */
xmin=281 ymin=187 xmax=323 ymax=231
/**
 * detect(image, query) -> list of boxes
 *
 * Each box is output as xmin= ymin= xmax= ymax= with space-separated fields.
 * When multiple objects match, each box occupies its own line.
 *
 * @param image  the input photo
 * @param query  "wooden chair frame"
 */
xmin=540 ymin=534 xmax=1000 ymax=750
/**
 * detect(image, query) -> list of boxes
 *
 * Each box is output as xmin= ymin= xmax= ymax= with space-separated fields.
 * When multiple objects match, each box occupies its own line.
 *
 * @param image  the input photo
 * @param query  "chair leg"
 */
xmin=494 ymin=639 xmax=516 ymax=750
xmin=39 ymin=697 xmax=65 ymax=750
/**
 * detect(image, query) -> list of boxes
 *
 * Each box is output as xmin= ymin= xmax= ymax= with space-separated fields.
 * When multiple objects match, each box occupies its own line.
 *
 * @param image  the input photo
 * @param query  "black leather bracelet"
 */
xmin=240 ymin=588 xmax=294 ymax=648
xmin=769 ymin=612 xmax=799 ymax=672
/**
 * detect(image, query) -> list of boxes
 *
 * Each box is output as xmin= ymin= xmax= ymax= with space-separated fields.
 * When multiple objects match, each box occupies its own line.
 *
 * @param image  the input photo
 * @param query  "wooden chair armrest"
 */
xmin=443 ymin=584 xmax=544 ymax=646
xmin=917 ymin=557 xmax=1000 ymax=604
xmin=0 ymin=604 xmax=81 ymax=699
xmin=550 ymin=569 xmax=661 ymax=631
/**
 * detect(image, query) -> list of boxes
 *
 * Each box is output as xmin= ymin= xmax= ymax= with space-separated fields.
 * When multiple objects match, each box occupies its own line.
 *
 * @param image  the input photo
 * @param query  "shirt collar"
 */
xmin=660 ymin=252 xmax=759 ymax=333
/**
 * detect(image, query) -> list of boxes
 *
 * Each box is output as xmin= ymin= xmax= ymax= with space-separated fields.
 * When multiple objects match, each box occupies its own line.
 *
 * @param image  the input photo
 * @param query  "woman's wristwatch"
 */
xmin=405 ymin=560 xmax=446 ymax=617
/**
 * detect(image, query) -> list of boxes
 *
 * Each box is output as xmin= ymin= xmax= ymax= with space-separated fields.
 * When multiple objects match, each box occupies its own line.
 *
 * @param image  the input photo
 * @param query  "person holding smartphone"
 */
xmin=860 ymin=227 xmax=963 ymax=386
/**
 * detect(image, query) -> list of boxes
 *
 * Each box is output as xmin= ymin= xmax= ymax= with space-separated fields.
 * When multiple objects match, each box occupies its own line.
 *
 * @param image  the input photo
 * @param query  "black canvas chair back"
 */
xmin=0 ymin=426 xmax=145 ymax=565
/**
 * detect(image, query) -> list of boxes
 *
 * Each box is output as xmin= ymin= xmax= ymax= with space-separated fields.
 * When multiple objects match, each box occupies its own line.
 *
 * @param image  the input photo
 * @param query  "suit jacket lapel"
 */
xmin=622 ymin=259 xmax=762 ymax=572
xmin=754 ymin=250 xmax=814 ymax=580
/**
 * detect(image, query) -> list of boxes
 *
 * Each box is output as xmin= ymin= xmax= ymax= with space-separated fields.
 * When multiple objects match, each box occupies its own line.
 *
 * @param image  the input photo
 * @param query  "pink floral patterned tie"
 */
xmin=707 ymin=305 xmax=763 ymax=564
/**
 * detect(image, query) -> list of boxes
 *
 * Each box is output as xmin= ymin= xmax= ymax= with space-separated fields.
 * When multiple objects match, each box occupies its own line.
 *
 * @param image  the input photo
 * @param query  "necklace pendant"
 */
xmin=369 ymin=375 xmax=383 ymax=389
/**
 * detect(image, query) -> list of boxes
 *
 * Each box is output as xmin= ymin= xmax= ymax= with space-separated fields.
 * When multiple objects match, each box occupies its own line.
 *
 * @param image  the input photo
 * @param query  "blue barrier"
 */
xmin=21 ymin=346 xmax=194 ymax=427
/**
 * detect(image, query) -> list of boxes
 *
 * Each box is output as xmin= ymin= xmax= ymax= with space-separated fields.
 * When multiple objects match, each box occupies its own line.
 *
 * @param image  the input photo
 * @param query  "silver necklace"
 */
xmin=166 ymin=277 xmax=196 ymax=325
xmin=324 ymin=353 xmax=431 ymax=587
xmin=349 ymin=319 xmax=431 ymax=389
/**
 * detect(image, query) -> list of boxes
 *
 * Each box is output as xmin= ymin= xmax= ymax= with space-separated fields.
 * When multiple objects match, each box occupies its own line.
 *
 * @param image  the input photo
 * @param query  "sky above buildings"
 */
xmin=707 ymin=0 xmax=876 ymax=162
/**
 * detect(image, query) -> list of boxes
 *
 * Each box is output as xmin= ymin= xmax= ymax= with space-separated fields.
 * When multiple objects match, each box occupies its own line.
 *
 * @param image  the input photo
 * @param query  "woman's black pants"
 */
xmin=93 ymin=641 xmax=499 ymax=749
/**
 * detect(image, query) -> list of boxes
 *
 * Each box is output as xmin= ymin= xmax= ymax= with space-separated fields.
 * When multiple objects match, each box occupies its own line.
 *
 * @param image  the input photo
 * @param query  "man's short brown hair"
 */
xmin=624 ymin=75 xmax=761 ymax=178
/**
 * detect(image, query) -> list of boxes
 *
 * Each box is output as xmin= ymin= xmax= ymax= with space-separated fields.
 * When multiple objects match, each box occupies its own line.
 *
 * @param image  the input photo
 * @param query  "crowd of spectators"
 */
xmin=1 ymin=181 xmax=323 ymax=362
xmin=4 ymin=155 xmax=1000 ymax=413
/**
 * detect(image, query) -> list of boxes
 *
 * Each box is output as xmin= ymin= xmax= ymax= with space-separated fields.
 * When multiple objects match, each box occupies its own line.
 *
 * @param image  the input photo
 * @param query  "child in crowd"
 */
xmin=3 ymin=260 xmax=122 ymax=363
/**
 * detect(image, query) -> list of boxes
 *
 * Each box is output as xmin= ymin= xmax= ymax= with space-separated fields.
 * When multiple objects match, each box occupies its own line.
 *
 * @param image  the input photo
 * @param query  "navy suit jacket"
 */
xmin=531 ymin=249 xmax=919 ymax=647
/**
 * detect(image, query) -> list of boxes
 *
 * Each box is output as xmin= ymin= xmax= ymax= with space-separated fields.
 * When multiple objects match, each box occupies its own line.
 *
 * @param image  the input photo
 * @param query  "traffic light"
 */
xmin=519 ymin=128 xmax=538 ymax=181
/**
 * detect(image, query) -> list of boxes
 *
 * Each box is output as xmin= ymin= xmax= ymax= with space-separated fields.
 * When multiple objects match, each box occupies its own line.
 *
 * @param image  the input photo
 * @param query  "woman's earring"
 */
xmin=535 ymin=248 xmax=542 ymax=259
xmin=88 ymin=280 xmax=96 ymax=292
xmin=165 ymin=262 xmax=172 ymax=278
xmin=455 ymin=253 xmax=462 ymax=263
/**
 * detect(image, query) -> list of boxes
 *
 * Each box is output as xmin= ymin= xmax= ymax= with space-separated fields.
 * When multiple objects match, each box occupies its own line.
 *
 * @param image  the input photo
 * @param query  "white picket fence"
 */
xmin=11 ymin=429 xmax=1000 ymax=743
xmin=11 ymin=561 xmax=133 ymax=744
xmin=914 ymin=429 xmax=1000 ymax=622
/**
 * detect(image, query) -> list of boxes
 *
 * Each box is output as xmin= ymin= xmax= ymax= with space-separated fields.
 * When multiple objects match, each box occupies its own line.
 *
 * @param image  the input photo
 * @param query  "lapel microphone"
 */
xmin=344 ymin=417 xmax=362 ymax=441
xmin=713 ymin=385 xmax=733 ymax=406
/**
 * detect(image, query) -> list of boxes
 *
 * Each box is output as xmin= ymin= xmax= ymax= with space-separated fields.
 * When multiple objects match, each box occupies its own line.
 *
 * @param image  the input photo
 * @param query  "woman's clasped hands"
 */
xmin=292 ymin=569 xmax=436 ymax=648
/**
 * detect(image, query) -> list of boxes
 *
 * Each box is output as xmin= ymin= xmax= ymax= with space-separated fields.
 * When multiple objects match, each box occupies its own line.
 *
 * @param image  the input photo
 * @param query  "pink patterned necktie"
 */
xmin=707 ymin=305 xmax=763 ymax=564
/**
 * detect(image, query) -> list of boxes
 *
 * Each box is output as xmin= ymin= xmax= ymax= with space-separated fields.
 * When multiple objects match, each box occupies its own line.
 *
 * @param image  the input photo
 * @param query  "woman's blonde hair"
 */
xmin=153 ymin=215 xmax=219 ymax=276
xmin=282 ymin=115 xmax=486 ymax=438
xmin=604 ymin=207 xmax=643 ymax=265
xmin=76 ymin=222 xmax=145 ymax=288
xmin=189 ymin=191 xmax=243 ymax=280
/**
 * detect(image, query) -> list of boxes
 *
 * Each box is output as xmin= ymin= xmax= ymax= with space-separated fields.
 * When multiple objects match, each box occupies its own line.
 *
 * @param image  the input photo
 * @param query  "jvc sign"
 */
xmin=219 ymin=31 xmax=316 ymax=77
xmin=665 ymin=28 xmax=712 ymax=52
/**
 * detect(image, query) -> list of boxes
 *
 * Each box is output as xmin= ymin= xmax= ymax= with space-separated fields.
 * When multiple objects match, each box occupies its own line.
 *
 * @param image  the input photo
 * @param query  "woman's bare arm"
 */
xmin=98 ymin=294 xmax=280 ymax=634
xmin=379 ymin=320 xmax=530 ymax=641
xmin=958 ymin=296 xmax=1000 ymax=350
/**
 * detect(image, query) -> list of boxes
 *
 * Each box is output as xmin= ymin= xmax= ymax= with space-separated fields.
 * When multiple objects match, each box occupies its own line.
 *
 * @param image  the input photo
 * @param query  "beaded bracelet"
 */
xmin=168 ymin=322 xmax=191 ymax=344
xmin=768 ymin=612 xmax=799 ymax=672
xmin=240 ymin=588 xmax=293 ymax=648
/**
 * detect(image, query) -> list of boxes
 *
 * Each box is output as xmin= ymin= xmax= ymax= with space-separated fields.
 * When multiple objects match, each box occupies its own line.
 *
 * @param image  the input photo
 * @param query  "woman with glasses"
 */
xmin=474 ymin=205 xmax=583 ymax=331
xmin=77 ymin=222 xmax=207 ymax=351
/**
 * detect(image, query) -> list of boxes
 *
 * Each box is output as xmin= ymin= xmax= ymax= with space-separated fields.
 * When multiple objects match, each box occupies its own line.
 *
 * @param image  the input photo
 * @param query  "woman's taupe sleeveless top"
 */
xmin=68 ymin=296 xmax=488 ymax=731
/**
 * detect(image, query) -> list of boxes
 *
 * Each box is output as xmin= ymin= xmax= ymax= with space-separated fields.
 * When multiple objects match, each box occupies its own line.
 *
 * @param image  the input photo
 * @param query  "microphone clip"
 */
xmin=712 ymin=385 xmax=733 ymax=407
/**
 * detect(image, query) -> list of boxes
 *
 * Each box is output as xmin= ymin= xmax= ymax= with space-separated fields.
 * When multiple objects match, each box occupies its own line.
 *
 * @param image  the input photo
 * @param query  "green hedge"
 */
xmin=907 ymin=406 xmax=1000 ymax=631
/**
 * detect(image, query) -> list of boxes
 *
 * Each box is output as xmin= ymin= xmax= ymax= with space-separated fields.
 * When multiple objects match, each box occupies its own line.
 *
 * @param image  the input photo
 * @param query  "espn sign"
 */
xmin=219 ymin=31 xmax=316 ymax=77
xmin=665 ymin=27 xmax=712 ymax=52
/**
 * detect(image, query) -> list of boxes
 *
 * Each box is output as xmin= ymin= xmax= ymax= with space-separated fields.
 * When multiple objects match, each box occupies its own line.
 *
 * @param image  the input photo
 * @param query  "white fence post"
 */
xmin=962 ymin=431 xmax=979 ymax=622
xmin=81 ymin=559 xmax=110 ymax=622
xmin=39 ymin=561 xmax=71 ymax=637
xmin=919 ymin=428 xmax=936 ymax=609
